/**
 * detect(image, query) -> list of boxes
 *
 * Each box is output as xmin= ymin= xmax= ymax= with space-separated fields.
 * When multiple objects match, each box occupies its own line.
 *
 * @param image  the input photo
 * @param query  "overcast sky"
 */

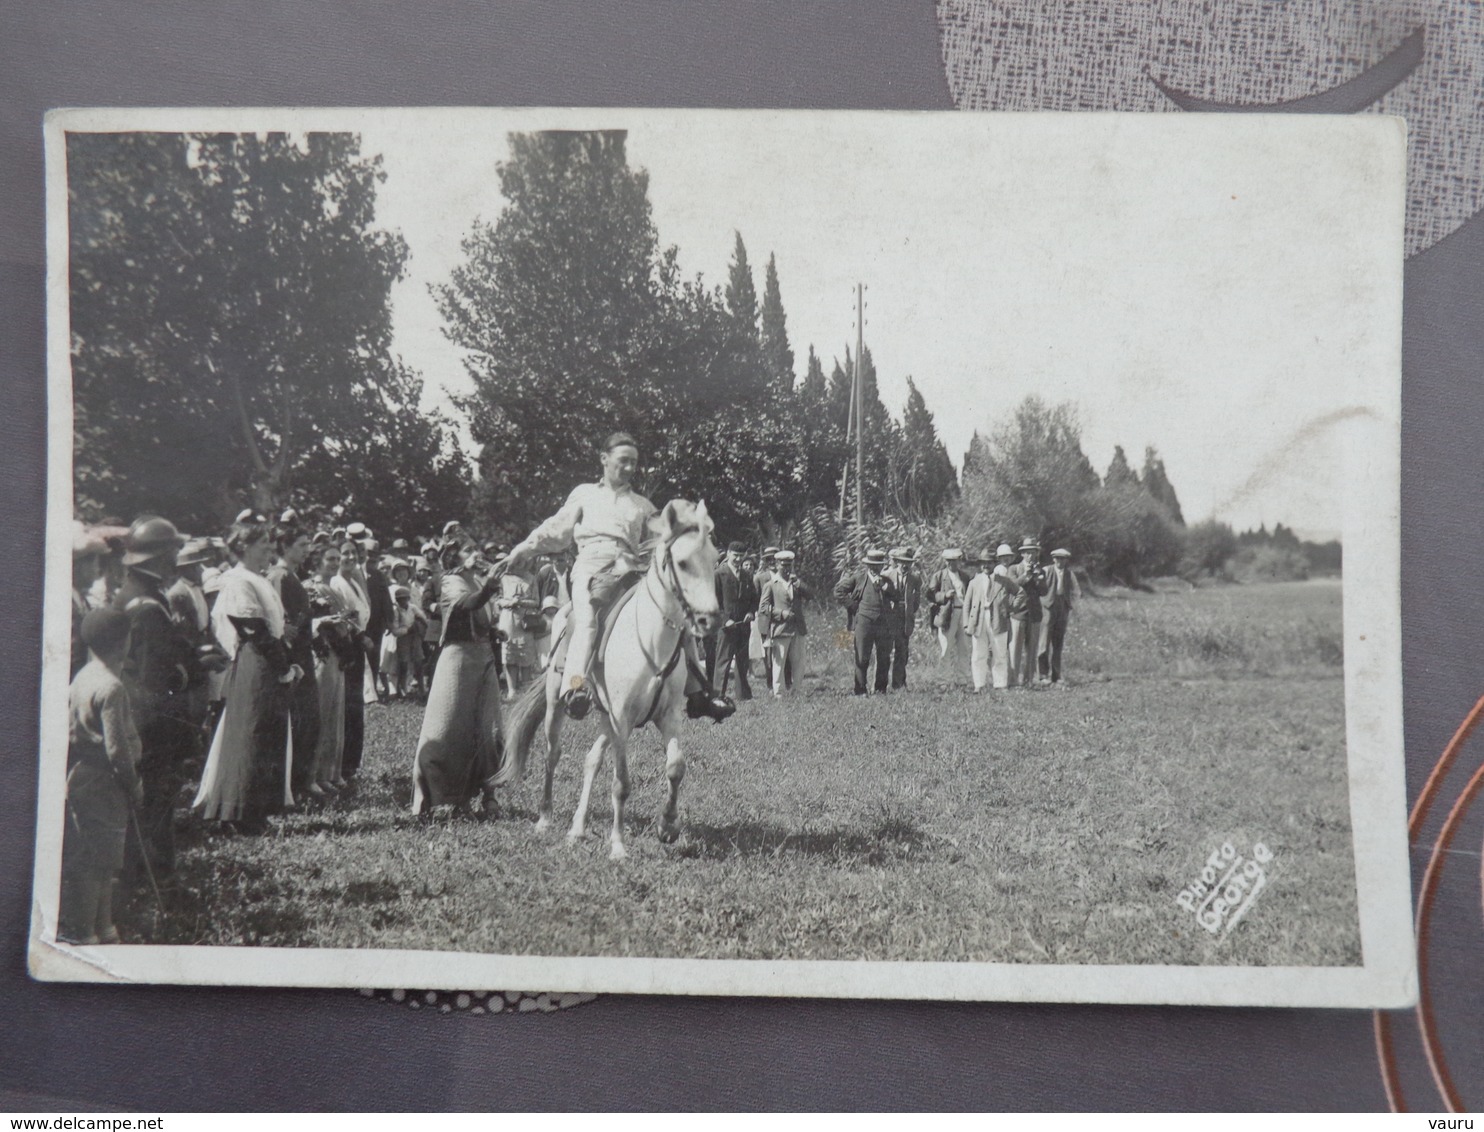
xmin=364 ymin=109 xmax=1402 ymax=539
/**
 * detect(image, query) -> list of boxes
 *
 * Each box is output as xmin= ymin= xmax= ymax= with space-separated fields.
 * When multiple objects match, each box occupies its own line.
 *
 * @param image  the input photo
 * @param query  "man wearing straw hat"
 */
xmin=930 ymin=548 xmax=972 ymax=673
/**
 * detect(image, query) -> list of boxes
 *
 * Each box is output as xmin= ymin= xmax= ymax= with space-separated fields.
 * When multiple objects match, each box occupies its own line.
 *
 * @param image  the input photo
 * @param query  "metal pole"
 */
xmin=855 ymin=283 xmax=865 ymax=533
xmin=838 ymin=332 xmax=858 ymax=523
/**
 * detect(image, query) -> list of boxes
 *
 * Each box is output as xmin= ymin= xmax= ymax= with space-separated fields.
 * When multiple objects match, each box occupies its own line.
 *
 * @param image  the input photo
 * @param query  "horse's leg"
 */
xmin=658 ymin=709 xmax=685 ymax=844
xmin=568 ymin=733 xmax=606 ymax=843
xmin=608 ymin=728 xmax=632 ymax=861
xmin=535 ymin=685 xmax=564 ymax=834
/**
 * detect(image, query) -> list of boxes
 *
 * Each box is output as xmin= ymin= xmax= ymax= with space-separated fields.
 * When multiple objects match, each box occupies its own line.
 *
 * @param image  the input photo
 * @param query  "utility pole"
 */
xmin=854 ymin=282 xmax=865 ymax=533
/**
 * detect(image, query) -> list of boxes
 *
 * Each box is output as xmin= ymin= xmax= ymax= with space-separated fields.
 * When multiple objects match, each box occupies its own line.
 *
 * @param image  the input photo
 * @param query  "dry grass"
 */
xmin=129 ymin=579 xmax=1359 ymax=967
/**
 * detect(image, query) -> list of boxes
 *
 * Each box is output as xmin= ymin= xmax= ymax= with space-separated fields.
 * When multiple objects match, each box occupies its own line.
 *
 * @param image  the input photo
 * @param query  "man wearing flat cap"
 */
xmin=1038 ymin=548 xmax=1081 ymax=685
xmin=836 ymin=548 xmax=899 ymax=695
xmin=708 ymin=540 xmax=758 ymax=701
xmin=886 ymin=547 xmax=922 ymax=690
xmin=1007 ymin=536 xmax=1048 ymax=687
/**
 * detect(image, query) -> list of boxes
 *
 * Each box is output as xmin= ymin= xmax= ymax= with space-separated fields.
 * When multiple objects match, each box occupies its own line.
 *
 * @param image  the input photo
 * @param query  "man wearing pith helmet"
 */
xmin=503 ymin=431 xmax=733 ymax=723
xmin=113 ymin=515 xmax=198 ymax=884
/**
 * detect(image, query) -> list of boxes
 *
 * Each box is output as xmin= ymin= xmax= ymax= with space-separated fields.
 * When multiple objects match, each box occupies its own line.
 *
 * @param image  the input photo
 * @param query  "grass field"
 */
xmin=133 ymin=579 xmax=1359 ymax=967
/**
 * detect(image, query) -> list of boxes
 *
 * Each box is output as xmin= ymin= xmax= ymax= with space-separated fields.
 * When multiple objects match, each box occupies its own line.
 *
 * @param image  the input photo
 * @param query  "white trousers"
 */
xmin=969 ymin=627 xmax=991 ymax=691
xmin=563 ymin=563 xmax=603 ymax=690
xmin=769 ymin=636 xmax=801 ymax=697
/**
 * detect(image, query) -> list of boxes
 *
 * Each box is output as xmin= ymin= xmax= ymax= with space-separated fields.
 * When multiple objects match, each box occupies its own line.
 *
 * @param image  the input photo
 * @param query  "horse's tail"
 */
xmin=493 ymin=670 xmax=548 ymax=786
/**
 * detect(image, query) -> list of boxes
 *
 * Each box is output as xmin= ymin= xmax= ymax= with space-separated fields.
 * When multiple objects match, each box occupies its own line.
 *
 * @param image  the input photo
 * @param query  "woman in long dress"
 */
xmin=303 ymin=544 xmax=356 ymax=798
xmin=410 ymin=536 xmax=503 ymax=815
xmin=193 ymin=518 xmax=304 ymax=832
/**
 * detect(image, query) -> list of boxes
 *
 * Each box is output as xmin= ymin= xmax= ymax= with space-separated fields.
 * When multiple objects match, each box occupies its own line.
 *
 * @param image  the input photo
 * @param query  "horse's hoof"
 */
xmin=658 ymin=823 xmax=680 ymax=844
xmin=534 ymin=816 xmax=550 ymax=834
xmin=609 ymin=843 xmax=628 ymax=861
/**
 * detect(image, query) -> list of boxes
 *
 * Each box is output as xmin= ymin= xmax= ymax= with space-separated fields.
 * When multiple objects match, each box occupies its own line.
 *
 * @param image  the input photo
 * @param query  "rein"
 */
xmin=632 ymin=522 xmax=708 ymax=725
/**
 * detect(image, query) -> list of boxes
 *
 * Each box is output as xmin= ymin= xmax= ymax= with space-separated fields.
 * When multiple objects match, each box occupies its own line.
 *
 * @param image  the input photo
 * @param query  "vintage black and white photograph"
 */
xmin=31 ymin=108 xmax=1411 ymax=1005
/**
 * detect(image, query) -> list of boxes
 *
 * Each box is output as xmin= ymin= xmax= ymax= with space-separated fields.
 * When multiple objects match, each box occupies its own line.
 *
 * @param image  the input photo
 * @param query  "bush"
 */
xmin=1231 ymin=546 xmax=1310 ymax=583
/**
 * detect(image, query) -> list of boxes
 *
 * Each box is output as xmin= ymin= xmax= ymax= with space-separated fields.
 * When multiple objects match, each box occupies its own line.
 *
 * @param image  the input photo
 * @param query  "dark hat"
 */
xmin=863 ymin=548 xmax=887 ymax=566
xmin=80 ymin=607 xmax=131 ymax=653
xmin=727 ymin=540 xmax=746 ymax=554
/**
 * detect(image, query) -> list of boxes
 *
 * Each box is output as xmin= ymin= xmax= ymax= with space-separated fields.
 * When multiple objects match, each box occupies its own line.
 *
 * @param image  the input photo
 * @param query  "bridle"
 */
xmin=644 ymin=521 xmax=711 ymax=638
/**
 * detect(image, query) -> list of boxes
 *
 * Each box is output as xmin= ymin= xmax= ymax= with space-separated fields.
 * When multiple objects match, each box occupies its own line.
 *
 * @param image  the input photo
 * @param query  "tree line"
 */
xmin=70 ymin=128 xmax=1332 ymax=591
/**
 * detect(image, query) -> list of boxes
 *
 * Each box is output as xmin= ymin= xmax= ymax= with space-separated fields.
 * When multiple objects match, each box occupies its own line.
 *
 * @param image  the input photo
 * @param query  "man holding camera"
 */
xmin=1007 ymin=536 xmax=1048 ymax=688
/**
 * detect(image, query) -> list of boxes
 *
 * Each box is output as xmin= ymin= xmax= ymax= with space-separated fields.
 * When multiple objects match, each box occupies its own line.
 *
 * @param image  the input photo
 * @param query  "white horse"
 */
xmin=494 ymin=499 xmax=720 ymax=859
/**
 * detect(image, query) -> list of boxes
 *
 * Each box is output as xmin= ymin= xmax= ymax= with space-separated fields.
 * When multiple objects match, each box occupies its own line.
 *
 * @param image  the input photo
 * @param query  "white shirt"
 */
xmin=331 ymin=573 xmax=371 ymax=631
xmin=518 ymin=481 xmax=657 ymax=570
xmin=211 ymin=564 xmax=286 ymax=658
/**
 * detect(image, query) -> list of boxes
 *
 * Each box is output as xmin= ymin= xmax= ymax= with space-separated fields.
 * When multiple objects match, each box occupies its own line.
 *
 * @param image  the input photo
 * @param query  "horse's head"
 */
xmin=652 ymin=498 xmax=720 ymax=636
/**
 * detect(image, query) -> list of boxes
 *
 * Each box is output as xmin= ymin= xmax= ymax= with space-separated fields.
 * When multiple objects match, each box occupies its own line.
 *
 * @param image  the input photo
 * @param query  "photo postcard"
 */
xmin=30 ymin=107 xmax=1413 ymax=1007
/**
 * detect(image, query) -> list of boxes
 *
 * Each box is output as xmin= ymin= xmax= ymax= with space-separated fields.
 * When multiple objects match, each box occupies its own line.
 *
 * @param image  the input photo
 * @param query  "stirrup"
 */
xmin=562 ymin=685 xmax=592 ymax=720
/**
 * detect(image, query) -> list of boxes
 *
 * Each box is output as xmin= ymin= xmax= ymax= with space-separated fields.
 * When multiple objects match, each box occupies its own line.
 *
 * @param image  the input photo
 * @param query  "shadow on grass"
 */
xmin=674 ymin=808 xmax=929 ymax=865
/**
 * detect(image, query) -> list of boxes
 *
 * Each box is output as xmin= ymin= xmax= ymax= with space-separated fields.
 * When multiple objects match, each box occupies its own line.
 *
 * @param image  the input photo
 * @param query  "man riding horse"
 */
xmin=501 ymin=432 xmax=735 ymax=724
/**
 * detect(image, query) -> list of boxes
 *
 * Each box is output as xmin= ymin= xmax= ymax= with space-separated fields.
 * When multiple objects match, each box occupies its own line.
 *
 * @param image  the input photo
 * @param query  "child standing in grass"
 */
xmin=60 ymin=607 xmax=143 ymax=945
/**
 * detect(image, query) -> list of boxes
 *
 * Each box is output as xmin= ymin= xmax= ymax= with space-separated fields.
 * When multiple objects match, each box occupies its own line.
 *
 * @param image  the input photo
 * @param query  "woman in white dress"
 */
xmin=193 ymin=518 xmax=303 ymax=832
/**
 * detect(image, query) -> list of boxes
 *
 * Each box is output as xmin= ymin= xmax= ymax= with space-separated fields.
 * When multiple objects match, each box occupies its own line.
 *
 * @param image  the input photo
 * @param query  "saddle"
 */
xmin=547 ymin=570 xmax=644 ymax=679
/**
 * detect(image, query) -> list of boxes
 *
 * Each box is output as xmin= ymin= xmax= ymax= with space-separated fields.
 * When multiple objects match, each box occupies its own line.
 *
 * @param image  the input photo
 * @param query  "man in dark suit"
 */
xmin=835 ymin=547 xmax=898 ymax=696
xmin=707 ymin=540 xmax=757 ymax=700
xmin=886 ymin=546 xmax=922 ymax=690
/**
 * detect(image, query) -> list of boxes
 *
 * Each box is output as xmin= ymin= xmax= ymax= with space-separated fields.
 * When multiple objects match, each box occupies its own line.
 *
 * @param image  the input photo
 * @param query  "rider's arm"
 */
xmin=512 ymin=485 xmax=586 ymax=561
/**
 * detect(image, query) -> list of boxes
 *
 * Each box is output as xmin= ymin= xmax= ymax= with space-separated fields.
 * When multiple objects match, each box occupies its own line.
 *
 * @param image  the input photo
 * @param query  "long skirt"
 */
xmin=411 ymin=641 xmax=502 ymax=813
xmin=313 ymin=654 xmax=346 ymax=784
xmin=287 ymin=661 xmax=320 ymax=794
xmin=193 ymin=646 xmax=291 ymax=823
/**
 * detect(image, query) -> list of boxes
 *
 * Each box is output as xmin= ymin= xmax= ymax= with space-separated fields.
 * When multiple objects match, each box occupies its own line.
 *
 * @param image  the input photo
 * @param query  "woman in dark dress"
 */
xmin=410 ymin=536 xmax=503 ymax=814
xmin=192 ymin=517 xmax=303 ymax=832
